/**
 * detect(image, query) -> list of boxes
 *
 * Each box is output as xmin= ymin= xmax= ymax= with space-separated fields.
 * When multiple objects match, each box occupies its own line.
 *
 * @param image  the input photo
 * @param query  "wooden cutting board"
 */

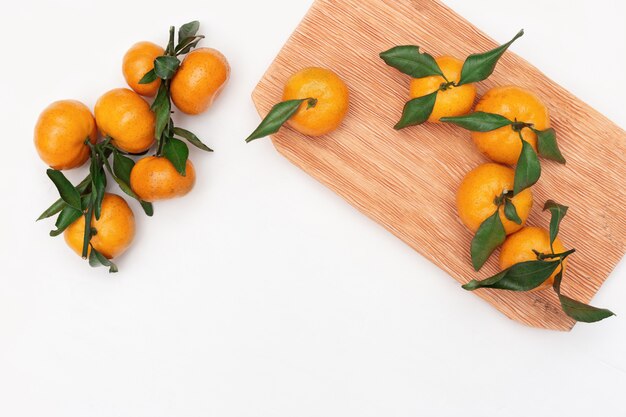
xmin=251 ymin=0 xmax=626 ymax=330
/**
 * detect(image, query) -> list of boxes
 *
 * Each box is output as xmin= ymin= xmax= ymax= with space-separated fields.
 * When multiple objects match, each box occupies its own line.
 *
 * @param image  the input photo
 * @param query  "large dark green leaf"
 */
xmin=463 ymin=259 xmax=561 ymax=291
xmin=138 ymin=69 xmax=157 ymax=85
xmin=175 ymin=36 xmax=204 ymax=55
xmin=535 ymin=128 xmax=566 ymax=164
xmin=246 ymin=98 xmax=313 ymax=142
xmin=543 ymin=200 xmax=568 ymax=250
xmin=394 ymin=91 xmax=438 ymax=129
xmin=49 ymin=206 xmax=82 ymax=237
xmin=178 ymin=21 xmax=200 ymax=42
xmin=552 ymin=270 xmax=614 ymax=323
xmin=470 ymin=210 xmax=506 ymax=271
xmin=513 ymin=139 xmax=541 ymax=195
xmin=89 ymin=248 xmax=118 ymax=273
xmin=153 ymin=56 xmax=180 ymax=80
xmin=440 ymin=111 xmax=512 ymax=132
xmin=46 ymin=169 xmax=82 ymax=211
xmin=457 ymin=29 xmax=524 ymax=86
xmin=37 ymin=175 xmax=91 ymax=221
xmin=379 ymin=45 xmax=443 ymax=78
xmin=173 ymin=127 xmax=213 ymax=152
xmin=163 ymin=138 xmax=189 ymax=176
xmin=113 ymin=151 xmax=135 ymax=184
xmin=152 ymin=83 xmax=171 ymax=141
xmin=503 ymin=199 xmax=522 ymax=225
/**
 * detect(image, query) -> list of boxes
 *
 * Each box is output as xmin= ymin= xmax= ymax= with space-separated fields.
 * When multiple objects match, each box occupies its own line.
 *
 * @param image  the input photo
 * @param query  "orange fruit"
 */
xmin=500 ymin=226 xmax=567 ymax=292
xmin=129 ymin=156 xmax=196 ymax=202
xmin=170 ymin=48 xmax=230 ymax=115
xmin=64 ymin=193 xmax=135 ymax=259
xmin=472 ymin=86 xmax=550 ymax=165
xmin=122 ymin=41 xmax=164 ymax=97
xmin=34 ymin=100 xmax=97 ymax=170
xmin=282 ymin=67 xmax=349 ymax=136
xmin=409 ymin=56 xmax=476 ymax=123
xmin=457 ymin=163 xmax=533 ymax=235
xmin=94 ymin=88 xmax=155 ymax=154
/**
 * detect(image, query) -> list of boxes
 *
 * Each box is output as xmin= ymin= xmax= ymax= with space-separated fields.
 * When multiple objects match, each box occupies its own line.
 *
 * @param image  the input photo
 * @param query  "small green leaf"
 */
xmin=379 ymin=45 xmax=443 ymax=78
xmin=37 ymin=175 xmax=90 ymax=221
xmin=246 ymin=98 xmax=313 ymax=142
xmin=113 ymin=151 xmax=135 ymax=184
xmin=543 ymin=200 xmax=568 ymax=250
xmin=152 ymin=83 xmax=171 ymax=141
xmin=93 ymin=166 xmax=107 ymax=221
xmin=470 ymin=210 xmax=506 ymax=271
xmin=513 ymin=139 xmax=541 ymax=195
xmin=535 ymin=128 xmax=566 ymax=164
xmin=552 ymin=269 xmax=614 ymax=323
xmin=89 ymin=247 xmax=119 ymax=273
xmin=173 ymin=127 xmax=213 ymax=152
xmin=46 ymin=169 xmax=82 ymax=211
xmin=463 ymin=259 xmax=561 ymax=291
xmin=163 ymin=138 xmax=189 ymax=176
xmin=140 ymin=201 xmax=154 ymax=216
xmin=138 ymin=69 xmax=157 ymax=85
xmin=394 ymin=91 xmax=438 ymax=129
xmin=49 ymin=206 xmax=82 ymax=237
xmin=440 ymin=111 xmax=513 ymax=132
xmin=503 ymin=199 xmax=522 ymax=225
xmin=458 ymin=29 xmax=524 ymax=86
xmin=175 ymin=36 xmax=204 ymax=55
xmin=153 ymin=56 xmax=180 ymax=80
xmin=178 ymin=21 xmax=200 ymax=42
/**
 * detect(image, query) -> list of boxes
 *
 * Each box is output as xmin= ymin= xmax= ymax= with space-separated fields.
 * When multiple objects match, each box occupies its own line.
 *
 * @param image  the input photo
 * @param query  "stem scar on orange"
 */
xmin=64 ymin=193 xmax=135 ymax=260
xmin=409 ymin=56 xmax=476 ymax=123
xmin=457 ymin=163 xmax=533 ymax=235
xmin=123 ymin=41 xmax=165 ymax=97
xmin=472 ymin=86 xmax=550 ymax=165
xmin=129 ymin=156 xmax=196 ymax=202
xmin=34 ymin=100 xmax=97 ymax=170
xmin=94 ymin=88 xmax=155 ymax=154
xmin=499 ymin=226 xmax=567 ymax=292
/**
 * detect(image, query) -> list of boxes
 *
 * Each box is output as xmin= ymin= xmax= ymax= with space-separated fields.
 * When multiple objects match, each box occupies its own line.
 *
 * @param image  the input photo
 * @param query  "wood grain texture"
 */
xmin=251 ymin=0 xmax=626 ymax=330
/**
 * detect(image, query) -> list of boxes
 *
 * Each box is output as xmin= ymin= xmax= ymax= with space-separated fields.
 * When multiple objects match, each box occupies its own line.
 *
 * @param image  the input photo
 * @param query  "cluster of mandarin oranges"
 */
xmin=35 ymin=22 xmax=229 ymax=271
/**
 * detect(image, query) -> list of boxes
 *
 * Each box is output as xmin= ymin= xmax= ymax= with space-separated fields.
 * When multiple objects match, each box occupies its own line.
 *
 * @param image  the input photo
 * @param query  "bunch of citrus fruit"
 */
xmin=35 ymin=21 xmax=229 ymax=272
xmin=381 ymin=31 xmax=612 ymax=323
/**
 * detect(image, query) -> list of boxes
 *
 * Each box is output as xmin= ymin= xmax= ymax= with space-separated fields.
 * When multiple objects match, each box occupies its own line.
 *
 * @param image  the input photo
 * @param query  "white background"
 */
xmin=1 ymin=0 xmax=625 ymax=416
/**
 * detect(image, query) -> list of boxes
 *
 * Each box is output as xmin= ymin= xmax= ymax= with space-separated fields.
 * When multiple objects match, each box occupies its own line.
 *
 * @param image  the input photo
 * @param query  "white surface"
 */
xmin=1 ymin=0 xmax=625 ymax=416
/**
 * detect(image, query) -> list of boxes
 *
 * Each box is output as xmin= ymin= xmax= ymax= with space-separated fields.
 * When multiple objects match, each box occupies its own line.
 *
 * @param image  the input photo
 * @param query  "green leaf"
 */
xmin=440 ymin=111 xmax=513 ymax=132
xmin=89 ymin=247 xmax=119 ymax=273
xmin=246 ymin=98 xmax=312 ymax=142
xmin=543 ymin=200 xmax=568 ymax=250
xmin=178 ymin=21 xmax=200 ymax=42
xmin=535 ymin=128 xmax=566 ymax=164
xmin=552 ymin=269 xmax=614 ymax=323
xmin=175 ymin=36 xmax=204 ymax=55
xmin=92 ymin=166 xmax=107 ymax=221
xmin=503 ymin=198 xmax=522 ymax=225
xmin=379 ymin=45 xmax=443 ymax=78
xmin=173 ymin=127 xmax=213 ymax=152
xmin=113 ymin=151 xmax=135 ymax=184
xmin=140 ymin=201 xmax=154 ymax=216
xmin=463 ymin=259 xmax=561 ymax=291
xmin=470 ymin=210 xmax=506 ymax=271
xmin=138 ymin=69 xmax=157 ymax=85
xmin=513 ymin=139 xmax=541 ymax=195
xmin=46 ymin=169 xmax=82 ymax=211
xmin=394 ymin=91 xmax=438 ymax=129
xmin=153 ymin=56 xmax=180 ymax=80
xmin=152 ymin=83 xmax=171 ymax=141
xmin=457 ymin=29 xmax=524 ymax=86
xmin=163 ymin=138 xmax=189 ymax=176
xmin=49 ymin=206 xmax=82 ymax=237
xmin=37 ymin=175 xmax=91 ymax=221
